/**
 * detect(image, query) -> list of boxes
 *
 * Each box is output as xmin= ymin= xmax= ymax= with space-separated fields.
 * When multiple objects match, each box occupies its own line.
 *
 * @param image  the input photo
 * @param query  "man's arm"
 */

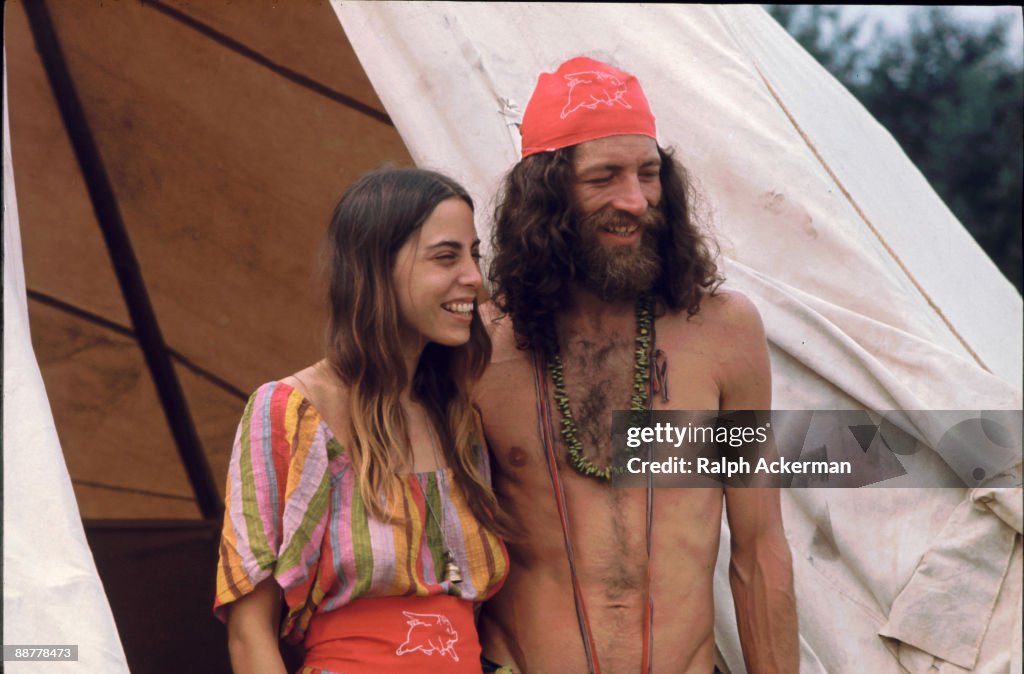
xmin=725 ymin=487 xmax=798 ymax=673
xmin=716 ymin=291 xmax=799 ymax=673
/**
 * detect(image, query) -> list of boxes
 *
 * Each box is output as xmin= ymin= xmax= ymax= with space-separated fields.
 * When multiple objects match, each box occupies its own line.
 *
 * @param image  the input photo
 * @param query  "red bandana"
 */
xmin=520 ymin=56 xmax=657 ymax=158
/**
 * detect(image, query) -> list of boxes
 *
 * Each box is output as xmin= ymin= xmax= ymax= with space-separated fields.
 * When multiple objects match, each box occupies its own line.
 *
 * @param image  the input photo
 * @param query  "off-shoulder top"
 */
xmin=213 ymin=381 xmax=508 ymax=643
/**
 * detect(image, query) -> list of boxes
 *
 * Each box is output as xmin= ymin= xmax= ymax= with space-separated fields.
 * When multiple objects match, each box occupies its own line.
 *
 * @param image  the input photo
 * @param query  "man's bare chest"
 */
xmin=482 ymin=343 xmax=720 ymax=476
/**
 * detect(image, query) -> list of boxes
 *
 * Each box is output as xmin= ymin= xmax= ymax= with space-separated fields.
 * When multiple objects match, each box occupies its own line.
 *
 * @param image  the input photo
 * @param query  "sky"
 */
xmin=840 ymin=5 xmax=1024 ymax=65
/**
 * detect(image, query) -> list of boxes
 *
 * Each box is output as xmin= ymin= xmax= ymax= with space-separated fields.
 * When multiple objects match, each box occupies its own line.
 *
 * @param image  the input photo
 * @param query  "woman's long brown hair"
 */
xmin=325 ymin=167 xmax=512 ymax=536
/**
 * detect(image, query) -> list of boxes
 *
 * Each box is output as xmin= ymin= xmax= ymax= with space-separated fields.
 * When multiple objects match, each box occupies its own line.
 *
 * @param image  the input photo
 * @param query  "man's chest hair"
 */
xmin=560 ymin=334 xmax=636 ymax=455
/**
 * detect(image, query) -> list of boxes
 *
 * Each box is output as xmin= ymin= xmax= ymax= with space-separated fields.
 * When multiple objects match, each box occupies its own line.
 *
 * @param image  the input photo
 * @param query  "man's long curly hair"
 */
xmin=488 ymin=144 xmax=723 ymax=352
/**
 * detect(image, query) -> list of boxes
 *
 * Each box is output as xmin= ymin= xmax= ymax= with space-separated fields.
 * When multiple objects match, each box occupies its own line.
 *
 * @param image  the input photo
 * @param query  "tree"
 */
xmin=767 ymin=5 xmax=1023 ymax=292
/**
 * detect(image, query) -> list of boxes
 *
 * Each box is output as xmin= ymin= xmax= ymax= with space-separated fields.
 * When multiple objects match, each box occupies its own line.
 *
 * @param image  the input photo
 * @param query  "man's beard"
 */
xmin=573 ymin=206 xmax=664 ymax=302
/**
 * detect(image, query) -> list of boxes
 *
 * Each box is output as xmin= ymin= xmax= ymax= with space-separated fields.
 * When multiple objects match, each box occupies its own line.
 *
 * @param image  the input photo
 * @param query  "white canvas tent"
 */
xmin=4 ymin=3 xmax=1021 ymax=673
xmin=4 ymin=64 xmax=130 ymax=673
xmin=334 ymin=5 xmax=1022 ymax=669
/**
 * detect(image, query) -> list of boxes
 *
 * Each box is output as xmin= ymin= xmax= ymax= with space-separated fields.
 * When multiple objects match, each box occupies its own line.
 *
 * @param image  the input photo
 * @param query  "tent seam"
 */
xmin=749 ymin=65 xmax=991 ymax=375
xmin=144 ymin=0 xmax=393 ymax=127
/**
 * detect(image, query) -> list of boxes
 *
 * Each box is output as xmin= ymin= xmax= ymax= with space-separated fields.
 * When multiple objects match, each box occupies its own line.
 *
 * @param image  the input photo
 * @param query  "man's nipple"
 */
xmin=508 ymin=446 xmax=528 ymax=467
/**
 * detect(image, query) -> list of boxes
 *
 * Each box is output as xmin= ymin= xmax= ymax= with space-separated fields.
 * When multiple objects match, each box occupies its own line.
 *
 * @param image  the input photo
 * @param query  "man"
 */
xmin=475 ymin=56 xmax=799 ymax=673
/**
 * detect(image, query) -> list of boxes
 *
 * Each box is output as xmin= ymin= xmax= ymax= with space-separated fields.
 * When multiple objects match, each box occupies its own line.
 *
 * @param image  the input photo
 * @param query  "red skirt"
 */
xmin=301 ymin=594 xmax=482 ymax=674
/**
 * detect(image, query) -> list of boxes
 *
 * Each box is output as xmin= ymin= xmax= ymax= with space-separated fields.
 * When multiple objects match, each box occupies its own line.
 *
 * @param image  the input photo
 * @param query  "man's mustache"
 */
xmin=580 ymin=205 xmax=665 ymax=234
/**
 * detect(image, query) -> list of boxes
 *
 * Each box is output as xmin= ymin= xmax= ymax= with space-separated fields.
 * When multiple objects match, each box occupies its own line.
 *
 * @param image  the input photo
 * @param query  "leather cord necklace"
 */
xmin=546 ymin=296 xmax=653 ymax=479
xmin=532 ymin=298 xmax=661 ymax=674
xmin=423 ymin=419 xmax=463 ymax=584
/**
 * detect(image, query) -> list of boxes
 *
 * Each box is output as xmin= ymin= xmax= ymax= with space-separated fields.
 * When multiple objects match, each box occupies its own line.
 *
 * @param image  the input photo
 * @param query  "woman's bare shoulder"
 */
xmin=281 ymin=361 xmax=350 ymax=439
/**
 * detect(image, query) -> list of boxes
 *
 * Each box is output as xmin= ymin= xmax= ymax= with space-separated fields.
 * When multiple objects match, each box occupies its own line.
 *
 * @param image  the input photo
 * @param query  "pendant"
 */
xmin=442 ymin=550 xmax=463 ymax=584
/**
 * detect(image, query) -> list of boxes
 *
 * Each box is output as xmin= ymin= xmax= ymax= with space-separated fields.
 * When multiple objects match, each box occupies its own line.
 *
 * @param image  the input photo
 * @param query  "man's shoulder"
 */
xmin=479 ymin=300 xmax=528 ymax=363
xmin=659 ymin=290 xmax=771 ymax=406
xmin=475 ymin=301 xmax=535 ymax=415
xmin=700 ymin=288 xmax=764 ymax=331
xmin=655 ymin=286 xmax=770 ymax=364
xmin=661 ymin=288 xmax=762 ymax=328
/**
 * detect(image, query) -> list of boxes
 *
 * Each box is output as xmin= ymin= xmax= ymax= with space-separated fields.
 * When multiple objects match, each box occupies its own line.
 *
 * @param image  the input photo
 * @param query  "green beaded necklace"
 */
xmin=547 ymin=295 xmax=653 ymax=480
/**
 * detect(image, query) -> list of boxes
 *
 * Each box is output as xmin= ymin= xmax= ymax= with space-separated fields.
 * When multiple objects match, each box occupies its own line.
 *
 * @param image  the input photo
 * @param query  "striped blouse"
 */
xmin=214 ymin=381 xmax=508 ymax=642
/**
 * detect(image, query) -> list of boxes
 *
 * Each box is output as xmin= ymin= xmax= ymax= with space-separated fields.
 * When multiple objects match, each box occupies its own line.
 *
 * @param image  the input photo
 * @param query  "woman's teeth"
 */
xmin=442 ymin=302 xmax=474 ymax=314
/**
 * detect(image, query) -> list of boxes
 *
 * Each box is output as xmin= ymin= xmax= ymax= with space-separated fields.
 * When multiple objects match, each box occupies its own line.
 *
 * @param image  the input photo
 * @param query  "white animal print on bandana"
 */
xmin=560 ymin=71 xmax=633 ymax=119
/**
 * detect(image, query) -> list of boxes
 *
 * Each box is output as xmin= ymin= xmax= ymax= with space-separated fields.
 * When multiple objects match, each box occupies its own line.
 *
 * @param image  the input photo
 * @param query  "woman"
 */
xmin=214 ymin=168 xmax=511 ymax=673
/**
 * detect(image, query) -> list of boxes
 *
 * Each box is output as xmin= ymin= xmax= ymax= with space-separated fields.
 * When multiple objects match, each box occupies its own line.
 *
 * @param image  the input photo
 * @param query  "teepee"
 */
xmin=4 ymin=2 xmax=1021 ymax=672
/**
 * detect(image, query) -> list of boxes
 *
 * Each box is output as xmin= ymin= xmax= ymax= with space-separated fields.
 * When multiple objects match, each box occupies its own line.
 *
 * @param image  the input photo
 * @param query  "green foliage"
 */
xmin=766 ymin=5 xmax=1023 ymax=291
xmin=764 ymin=5 xmax=870 ymax=83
